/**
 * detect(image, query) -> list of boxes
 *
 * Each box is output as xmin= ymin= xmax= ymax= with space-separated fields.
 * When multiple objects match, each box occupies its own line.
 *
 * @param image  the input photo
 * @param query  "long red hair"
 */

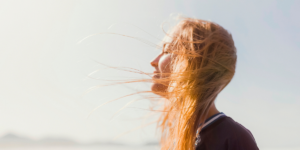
xmin=155 ymin=18 xmax=237 ymax=150
xmin=86 ymin=17 xmax=236 ymax=150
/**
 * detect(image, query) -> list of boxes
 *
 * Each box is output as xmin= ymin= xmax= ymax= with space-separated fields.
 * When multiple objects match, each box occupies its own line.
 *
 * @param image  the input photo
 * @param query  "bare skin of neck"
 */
xmin=205 ymin=103 xmax=220 ymax=120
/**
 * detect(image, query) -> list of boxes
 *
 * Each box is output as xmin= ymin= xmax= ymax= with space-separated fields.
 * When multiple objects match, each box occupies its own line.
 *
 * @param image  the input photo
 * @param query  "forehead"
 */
xmin=162 ymin=25 xmax=182 ymax=44
xmin=162 ymin=34 xmax=173 ymax=44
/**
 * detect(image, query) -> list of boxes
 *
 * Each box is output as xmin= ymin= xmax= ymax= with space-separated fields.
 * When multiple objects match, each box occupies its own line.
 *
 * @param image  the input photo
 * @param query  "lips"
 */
xmin=152 ymin=71 xmax=160 ymax=78
xmin=152 ymin=74 xmax=160 ymax=79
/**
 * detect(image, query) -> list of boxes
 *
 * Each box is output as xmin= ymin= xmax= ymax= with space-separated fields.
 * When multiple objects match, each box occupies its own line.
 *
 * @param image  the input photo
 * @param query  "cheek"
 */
xmin=159 ymin=55 xmax=171 ymax=73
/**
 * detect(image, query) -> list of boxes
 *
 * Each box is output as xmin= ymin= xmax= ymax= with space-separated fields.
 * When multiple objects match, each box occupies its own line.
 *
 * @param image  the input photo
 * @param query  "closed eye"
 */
xmin=163 ymin=50 xmax=169 ymax=54
xmin=162 ymin=43 xmax=171 ymax=54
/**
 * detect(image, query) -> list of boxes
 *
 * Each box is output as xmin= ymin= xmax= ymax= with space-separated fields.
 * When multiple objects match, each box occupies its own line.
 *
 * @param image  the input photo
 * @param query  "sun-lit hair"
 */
xmin=84 ymin=17 xmax=236 ymax=150
xmin=154 ymin=18 xmax=237 ymax=150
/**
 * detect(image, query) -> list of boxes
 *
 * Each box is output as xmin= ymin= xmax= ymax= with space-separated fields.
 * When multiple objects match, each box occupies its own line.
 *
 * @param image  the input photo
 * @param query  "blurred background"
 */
xmin=0 ymin=0 xmax=299 ymax=150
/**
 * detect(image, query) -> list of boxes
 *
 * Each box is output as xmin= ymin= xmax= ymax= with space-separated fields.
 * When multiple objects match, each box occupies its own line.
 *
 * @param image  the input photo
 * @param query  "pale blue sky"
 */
xmin=0 ymin=0 xmax=299 ymax=149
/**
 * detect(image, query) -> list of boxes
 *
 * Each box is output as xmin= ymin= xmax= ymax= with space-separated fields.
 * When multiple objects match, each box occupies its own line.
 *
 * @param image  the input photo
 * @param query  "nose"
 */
xmin=150 ymin=54 xmax=161 ymax=67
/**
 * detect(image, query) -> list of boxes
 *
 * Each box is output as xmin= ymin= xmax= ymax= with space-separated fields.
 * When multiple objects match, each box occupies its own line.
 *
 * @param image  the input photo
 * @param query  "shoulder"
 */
xmin=198 ymin=116 xmax=259 ymax=150
xmin=220 ymin=117 xmax=254 ymax=136
xmin=217 ymin=117 xmax=259 ymax=150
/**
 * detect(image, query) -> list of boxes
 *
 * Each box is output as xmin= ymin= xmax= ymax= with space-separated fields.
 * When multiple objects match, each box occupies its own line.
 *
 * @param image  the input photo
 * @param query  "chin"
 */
xmin=151 ymin=83 xmax=168 ymax=96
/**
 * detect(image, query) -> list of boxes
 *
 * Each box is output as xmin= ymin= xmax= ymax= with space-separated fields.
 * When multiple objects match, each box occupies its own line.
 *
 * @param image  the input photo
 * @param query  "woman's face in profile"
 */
xmin=150 ymin=44 xmax=172 ymax=93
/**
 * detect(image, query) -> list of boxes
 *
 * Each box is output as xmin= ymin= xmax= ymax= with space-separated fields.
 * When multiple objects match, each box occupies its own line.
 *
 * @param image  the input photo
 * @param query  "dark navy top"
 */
xmin=195 ymin=113 xmax=259 ymax=150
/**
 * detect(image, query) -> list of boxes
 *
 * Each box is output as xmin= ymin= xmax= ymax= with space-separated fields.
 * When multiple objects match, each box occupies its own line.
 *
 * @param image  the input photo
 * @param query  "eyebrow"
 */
xmin=161 ymin=43 xmax=167 ymax=52
xmin=163 ymin=43 xmax=167 ymax=48
xmin=163 ymin=43 xmax=170 ymax=51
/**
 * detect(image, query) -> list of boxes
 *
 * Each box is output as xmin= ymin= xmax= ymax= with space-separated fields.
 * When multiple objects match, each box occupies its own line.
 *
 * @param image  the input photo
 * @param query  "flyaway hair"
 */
xmin=85 ymin=17 xmax=236 ymax=150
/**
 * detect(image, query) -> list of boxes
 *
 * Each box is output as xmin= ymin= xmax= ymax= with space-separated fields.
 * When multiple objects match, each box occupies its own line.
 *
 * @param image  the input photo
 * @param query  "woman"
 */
xmin=150 ymin=18 xmax=259 ymax=150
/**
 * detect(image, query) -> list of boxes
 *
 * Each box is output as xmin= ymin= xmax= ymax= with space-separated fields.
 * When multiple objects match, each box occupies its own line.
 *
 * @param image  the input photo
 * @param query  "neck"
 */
xmin=205 ymin=103 xmax=220 ymax=121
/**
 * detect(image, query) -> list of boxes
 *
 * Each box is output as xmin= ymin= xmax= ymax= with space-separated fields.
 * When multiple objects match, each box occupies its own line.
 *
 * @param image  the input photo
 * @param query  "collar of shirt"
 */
xmin=201 ymin=112 xmax=226 ymax=131
xmin=195 ymin=112 xmax=227 ymax=146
